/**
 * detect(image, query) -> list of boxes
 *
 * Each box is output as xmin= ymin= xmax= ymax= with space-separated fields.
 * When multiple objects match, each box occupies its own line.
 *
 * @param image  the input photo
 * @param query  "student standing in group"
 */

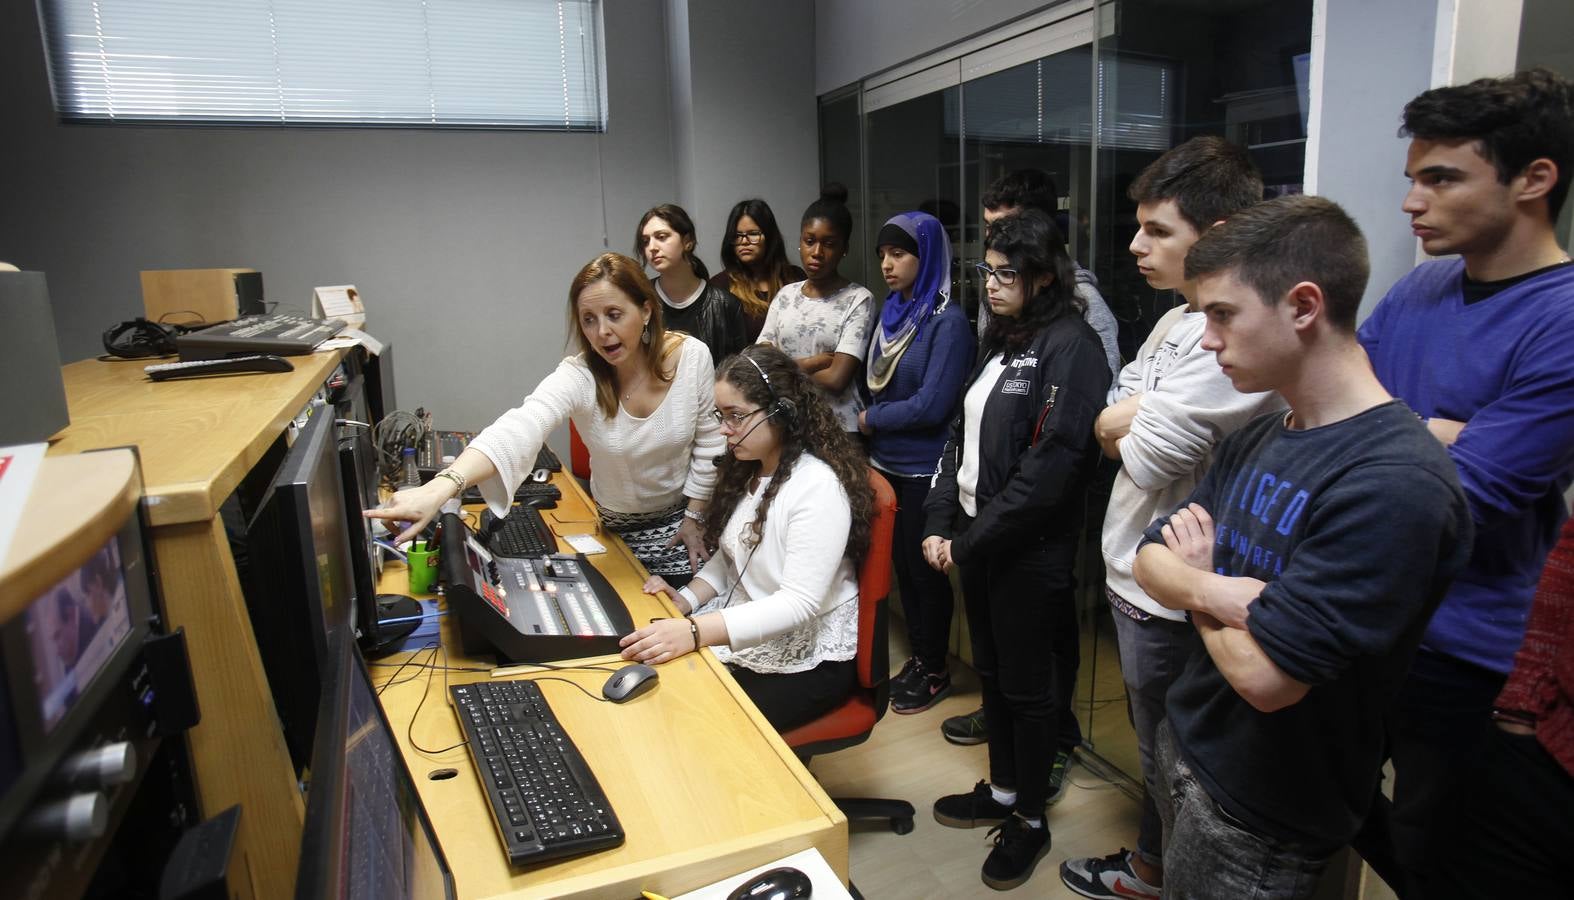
xmin=637 ymin=203 xmax=749 ymax=364
xmin=620 ymin=344 xmax=874 ymax=732
xmin=368 ymin=253 xmax=723 ymax=585
xmin=1352 ymin=68 xmax=1574 ymax=897
xmin=757 ymin=184 xmax=874 ymax=435
xmin=859 ymin=211 xmax=976 ymax=714
xmin=1134 ymin=195 xmax=1470 ymax=900
xmin=1431 ymin=516 xmax=1574 ymax=898
xmin=711 ymin=198 xmax=805 ymax=342
xmin=925 ymin=210 xmax=1109 ymax=892
xmin=969 ymin=169 xmax=1122 ymax=379
xmin=939 ymin=168 xmax=1123 ymax=779
xmin=1060 ymin=136 xmax=1280 ymax=900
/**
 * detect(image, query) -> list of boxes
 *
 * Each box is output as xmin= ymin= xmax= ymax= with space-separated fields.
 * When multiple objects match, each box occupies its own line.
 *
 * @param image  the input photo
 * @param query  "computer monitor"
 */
xmin=0 ymin=470 xmax=156 ymax=841
xmin=337 ymin=435 xmax=420 ymax=656
xmin=296 ymin=629 xmax=454 ymax=900
xmin=242 ymin=409 xmax=357 ymax=772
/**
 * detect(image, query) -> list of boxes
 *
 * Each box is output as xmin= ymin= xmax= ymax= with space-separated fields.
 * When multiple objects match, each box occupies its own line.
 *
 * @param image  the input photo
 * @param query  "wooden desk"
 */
xmin=50 ymin=352 xmax=345 ymax=900
xmin=376 ymin=477 xmax=849 ymax=899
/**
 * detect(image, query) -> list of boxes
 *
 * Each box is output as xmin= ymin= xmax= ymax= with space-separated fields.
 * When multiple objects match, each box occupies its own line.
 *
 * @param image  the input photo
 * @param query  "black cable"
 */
xmin=526 ymin=675 xmax=612 ymax=703
xmin=409 ymin=644 xmax=470 ymax=755
xmin=376 ymin=642 xmax=440 ymax=695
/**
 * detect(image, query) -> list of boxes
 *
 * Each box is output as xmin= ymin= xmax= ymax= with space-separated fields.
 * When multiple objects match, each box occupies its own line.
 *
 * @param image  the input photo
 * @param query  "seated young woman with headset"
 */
xmin=619 ymin=343 xmax=874 ymax=732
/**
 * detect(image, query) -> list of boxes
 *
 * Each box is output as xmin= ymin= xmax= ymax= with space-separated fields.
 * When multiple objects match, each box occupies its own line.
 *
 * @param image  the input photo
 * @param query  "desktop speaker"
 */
xmin=0 ymin=271 xmax=70 ymax=443
xmin=140 ymin=268 xmax=265 ymax=326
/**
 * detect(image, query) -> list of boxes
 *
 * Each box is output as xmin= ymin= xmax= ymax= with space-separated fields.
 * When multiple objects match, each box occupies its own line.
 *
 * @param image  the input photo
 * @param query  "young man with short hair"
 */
xmin=976 ymin=169 xmax=1123 ymax=379
xmin=1059 ymin=136 xmax=1281 ymax=900
xmin=1132 ymin=194 xmax=1470 ymax=898
xmin=1353 ymin=67 xmax=1574 ymax=895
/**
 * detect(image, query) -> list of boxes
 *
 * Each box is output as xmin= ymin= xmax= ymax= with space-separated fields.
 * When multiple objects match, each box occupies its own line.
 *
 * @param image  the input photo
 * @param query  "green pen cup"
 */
xmin=404 ymin=541 xmax=440 ymax=594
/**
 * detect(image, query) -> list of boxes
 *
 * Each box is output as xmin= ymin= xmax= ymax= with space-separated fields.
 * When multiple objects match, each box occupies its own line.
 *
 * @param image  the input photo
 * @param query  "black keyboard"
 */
xmin=463 ymin=480 xmax=561 ymax=508
xmin=449 ymin=680 xmax=624 ymax=866
xmin=481 ymin=505 xmax=557 ymax=557
xmin=535 ymin=445 xmax=562 ymax=472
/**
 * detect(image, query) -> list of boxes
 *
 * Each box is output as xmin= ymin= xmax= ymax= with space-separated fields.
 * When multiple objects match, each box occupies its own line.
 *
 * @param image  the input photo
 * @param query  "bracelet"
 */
xmin=433 ymin=469 xmax=466 ymax=494
xmin=685 ymin=616 xmax=700 ymax=651
xmin=682 ymin=507 xmax=706 ymax=523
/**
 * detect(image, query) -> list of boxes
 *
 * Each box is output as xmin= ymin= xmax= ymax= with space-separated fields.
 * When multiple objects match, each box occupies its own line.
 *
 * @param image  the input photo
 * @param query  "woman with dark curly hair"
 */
xmin=710 ymin=198 xmax=804 ymax=341
xmin=924 ymin=210 xmax=1111 ymax=890
xmin=619 ymin=343 xmax=874 ymax=732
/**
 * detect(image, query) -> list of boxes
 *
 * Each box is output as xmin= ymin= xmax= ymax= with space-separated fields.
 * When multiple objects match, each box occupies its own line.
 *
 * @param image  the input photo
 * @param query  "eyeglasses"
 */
xmin=733 ymin=230 xmax=765 ymax=245
xmin=710 ymin=407 xmax=765 ymax=427
xmin=973 ymin=262 xmax=1020 ymax=287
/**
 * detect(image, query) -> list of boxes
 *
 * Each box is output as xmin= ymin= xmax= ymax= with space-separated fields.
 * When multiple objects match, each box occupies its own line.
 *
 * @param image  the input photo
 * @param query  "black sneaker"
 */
xmin=941 ymin=705 xmax=987 ymax=745
xmin=1046 ymin=749 xmax=1072 ymax=806
xmin=892 ymin=665 xmax=951 ymax=714
xmin=982 ymin=814 xmax=1052 ymax=891
xmin=933 ymin=780 xmax=1013 ymax=829
xmin=890 ymin=656 xmax=922 ymax=695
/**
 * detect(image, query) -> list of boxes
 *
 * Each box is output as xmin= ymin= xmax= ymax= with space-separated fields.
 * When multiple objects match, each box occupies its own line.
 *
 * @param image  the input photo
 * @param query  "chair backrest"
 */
xmin=856 ymin=469 xmax=897 ymax=693
xmin=568 ymin=420 xmax=591 ymax=480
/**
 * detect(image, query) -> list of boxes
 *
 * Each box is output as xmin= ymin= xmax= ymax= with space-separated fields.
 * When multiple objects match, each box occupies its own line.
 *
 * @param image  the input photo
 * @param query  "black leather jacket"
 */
xmin=663 ymin=284 xmax=748 ymax=366
xmin=924 ymin=309 xmax=1110 ymax=564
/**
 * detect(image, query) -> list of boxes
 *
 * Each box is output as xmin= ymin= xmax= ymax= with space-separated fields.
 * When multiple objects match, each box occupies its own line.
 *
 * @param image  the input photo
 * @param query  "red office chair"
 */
xmin=780 ymin=468 xmax=916 ymax=834
xmin=568 ymin=420 xmax=591 ymax=481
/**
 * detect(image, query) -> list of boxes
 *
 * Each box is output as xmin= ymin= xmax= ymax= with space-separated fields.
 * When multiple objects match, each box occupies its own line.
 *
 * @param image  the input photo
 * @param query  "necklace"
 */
xmin=620 ymin=367 xmax=649 ymax=401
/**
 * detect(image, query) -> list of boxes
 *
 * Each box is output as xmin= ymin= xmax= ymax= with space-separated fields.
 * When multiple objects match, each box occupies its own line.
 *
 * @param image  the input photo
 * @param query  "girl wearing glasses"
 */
xmin=637 ymin=203 xmax=749 ymax=365
xmin=368 ymin=253 xmax=724 ymax=586
xmin=711 ymin=198 xmax=805 ymax=342
xmin=757 ymin=184 xmax=873 ymax=435
xmin=923 ymin=210 xmax=1110 ymax=890
xmin=620 ymin=344 xmax=874 ymax=731
xmin=858 ymin=211 xmax=976 ymax=716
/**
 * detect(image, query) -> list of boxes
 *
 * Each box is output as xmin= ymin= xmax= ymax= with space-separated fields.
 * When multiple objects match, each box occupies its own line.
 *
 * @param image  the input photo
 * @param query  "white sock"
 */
xmin=1019 ymin=814 xmax=1044 ymax=829
xmin=989 ymin=784 xmax=1017 ymax=805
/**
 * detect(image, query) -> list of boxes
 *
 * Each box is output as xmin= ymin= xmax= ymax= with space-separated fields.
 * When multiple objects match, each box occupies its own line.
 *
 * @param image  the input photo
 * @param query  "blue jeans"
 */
xmin=1110 ymin=597 xmax=1195 ymax=868
xmin=1154 ymin=720 xmax=1332 ymax=899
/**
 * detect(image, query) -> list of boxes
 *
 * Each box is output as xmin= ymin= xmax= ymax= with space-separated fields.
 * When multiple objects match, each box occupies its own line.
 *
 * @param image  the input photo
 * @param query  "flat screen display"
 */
xmin=23 ymin=536 xmax=133 ymax=734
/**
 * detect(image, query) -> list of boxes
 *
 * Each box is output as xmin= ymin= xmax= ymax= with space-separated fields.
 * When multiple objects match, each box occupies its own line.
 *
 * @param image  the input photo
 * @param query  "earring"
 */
xmin=641 ymin=322 xmax=652 ymax=345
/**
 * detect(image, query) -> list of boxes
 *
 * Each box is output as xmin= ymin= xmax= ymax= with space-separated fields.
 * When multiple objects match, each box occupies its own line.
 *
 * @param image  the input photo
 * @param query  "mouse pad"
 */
xmin=672 ymin=848 xmax=850 ymax=899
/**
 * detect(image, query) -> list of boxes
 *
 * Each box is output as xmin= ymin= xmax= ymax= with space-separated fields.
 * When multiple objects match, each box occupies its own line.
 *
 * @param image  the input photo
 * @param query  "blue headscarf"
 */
xmin=867 ymin=211 xmax=951 ymax=393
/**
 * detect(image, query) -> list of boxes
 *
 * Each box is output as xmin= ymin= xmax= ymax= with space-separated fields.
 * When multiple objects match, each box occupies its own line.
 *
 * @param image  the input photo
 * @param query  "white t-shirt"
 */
xmin=467 ymin=335 xmax=725 ymax=517
xmin=756 ymin=280 xmax=874 ymax=431
xmin=690 ymin=454 xmax=859 ymax=674
xmin=958 ymin=353 xmax=1007 ymax=517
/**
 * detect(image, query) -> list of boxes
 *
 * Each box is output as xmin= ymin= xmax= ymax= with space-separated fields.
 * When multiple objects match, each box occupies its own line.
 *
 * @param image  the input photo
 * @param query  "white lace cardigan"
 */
xmin=467 ymin=335 xmax=724 ymax=517
xmin=689 ymin=454 xmax=859 ymax=673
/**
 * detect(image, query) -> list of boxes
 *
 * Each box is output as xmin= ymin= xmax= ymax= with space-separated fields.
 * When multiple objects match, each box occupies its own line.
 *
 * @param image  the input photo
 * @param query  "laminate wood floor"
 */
xmin=808 ymin=651 xmax=1144 ymax=898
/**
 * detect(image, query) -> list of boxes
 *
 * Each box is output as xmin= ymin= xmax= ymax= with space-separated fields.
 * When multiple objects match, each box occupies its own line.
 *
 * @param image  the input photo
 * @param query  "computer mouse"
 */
xmin=725 ymin=866 xmax=812 ymax=900
xmin=602 ymin=663 xmax=658 ymax=703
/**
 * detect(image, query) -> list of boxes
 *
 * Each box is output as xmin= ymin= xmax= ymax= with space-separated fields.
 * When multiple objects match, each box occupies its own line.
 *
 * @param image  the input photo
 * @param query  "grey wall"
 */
xmin=1308 ymin=0 xmax=1439 ymax=319
xmin=815 ymin=0 xmax=1059 ymax=94
xmin=666 ymin=0 xmax=820 ymax=270
xmin=0 ymin=1 xmax=816 ymax=436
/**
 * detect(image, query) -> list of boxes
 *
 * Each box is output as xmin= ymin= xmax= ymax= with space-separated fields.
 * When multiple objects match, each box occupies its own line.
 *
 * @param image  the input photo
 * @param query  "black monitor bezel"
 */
xmin=295 ymin=629 xmax=455 ymax=900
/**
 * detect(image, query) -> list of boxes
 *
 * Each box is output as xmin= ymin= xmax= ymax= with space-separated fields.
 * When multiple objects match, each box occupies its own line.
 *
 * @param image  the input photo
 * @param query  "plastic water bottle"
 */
xmin=400 ymin=446 xmax=421 ymax=489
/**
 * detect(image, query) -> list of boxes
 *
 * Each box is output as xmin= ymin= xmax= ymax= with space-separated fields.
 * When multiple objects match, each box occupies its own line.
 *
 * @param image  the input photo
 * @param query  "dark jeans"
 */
xmin=1111 ymin=599 xmax=1195 ymax=868
xmin=727 ymin=658 xmax=857 ymax=733
xmin=890 ymin=473 xmax=957 ymax=671
xmin=961 ymin=534 xmax=1078 ymax=817
xmin=1351 ymin=649 xmax=1504 ymax=898
xmin=1430 ymin=726 xmax=1574 ymax=898
xmin=1154 ymin=720 xmax=1332 ymax=899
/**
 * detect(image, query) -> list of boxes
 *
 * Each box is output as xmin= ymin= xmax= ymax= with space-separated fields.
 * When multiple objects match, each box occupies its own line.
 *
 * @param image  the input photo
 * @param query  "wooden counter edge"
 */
xmin=0 ymin=451 xmax=139 ymax=623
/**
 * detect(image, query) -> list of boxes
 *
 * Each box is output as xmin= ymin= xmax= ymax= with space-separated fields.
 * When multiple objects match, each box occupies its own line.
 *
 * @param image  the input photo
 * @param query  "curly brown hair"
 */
xmin=704 ymin=344 xmax=873 ymax=564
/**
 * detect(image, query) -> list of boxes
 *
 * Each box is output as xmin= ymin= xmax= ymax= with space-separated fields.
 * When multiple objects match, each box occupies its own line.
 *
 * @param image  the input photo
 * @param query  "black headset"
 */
xmin=102 ymin=317 xmax=182 ymax=359
xmin=740 ymin=351 xmax=798 ymax=433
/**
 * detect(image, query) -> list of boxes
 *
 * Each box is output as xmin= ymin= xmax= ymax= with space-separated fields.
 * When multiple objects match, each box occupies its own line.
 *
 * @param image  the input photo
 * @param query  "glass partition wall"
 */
xmin=822 ymin=0 xmax=1312 ymax=788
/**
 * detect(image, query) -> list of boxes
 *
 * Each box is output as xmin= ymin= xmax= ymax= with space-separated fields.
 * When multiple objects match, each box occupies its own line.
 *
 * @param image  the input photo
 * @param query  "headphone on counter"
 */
xmin=102 ymin=317 xmax=183 ymax=359
xmin=740 ymin=350 xmax=799 ymax=434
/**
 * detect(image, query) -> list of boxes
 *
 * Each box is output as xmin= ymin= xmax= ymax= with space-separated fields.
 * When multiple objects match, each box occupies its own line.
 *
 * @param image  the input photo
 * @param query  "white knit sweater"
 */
xmin=690 ymin=454 xmax=859 ymax=673
xmin=467 ymin=335 xmax=725 ymax=517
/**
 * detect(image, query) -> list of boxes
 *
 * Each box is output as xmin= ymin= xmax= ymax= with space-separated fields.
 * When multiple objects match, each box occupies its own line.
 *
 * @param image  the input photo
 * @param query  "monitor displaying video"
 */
xmin=23 ymin=536 xmax=133 ymax=734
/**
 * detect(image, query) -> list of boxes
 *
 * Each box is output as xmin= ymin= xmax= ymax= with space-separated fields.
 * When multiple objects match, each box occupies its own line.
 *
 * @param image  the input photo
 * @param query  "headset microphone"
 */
xmin=712 ymin=409 xmax=776 ymax=465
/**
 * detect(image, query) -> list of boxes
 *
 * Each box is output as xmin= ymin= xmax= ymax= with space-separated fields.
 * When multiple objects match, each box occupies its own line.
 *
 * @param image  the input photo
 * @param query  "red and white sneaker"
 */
xmin=1059 ymin=848 xmax=1161 ymax=899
